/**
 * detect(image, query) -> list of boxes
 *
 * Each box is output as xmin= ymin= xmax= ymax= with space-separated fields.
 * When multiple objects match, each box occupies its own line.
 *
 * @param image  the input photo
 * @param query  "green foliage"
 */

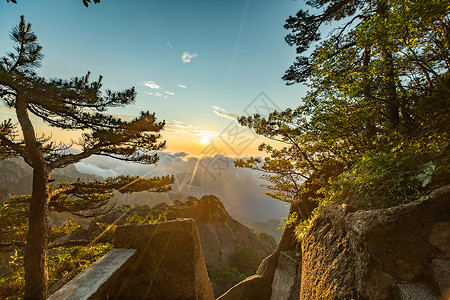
xmin=327 ymin=135 xmax=449 ymax=209
xmin=0 ymin=242 xmax=113 ymax=299
xmin=82 ymin=0 xmax=100 ymax=7
xmin=47 ymin=243 xmax=112 ymax=286
xmin=48 ymin=221 xmax=82 ymax=241
xmin=229 ymin=248 xmax=262 ymax=276
xmin=0 ymin=16 xmax=174 ymax=298
xmin=294 ymin=204 xmax=329 ymax=246
xmin=278 ymin=212 xmax=298 ymax=230
xmin=237 ymin=0 xmax=450 ymax=245
xmin=0 ymin=196 xmax=29 ymax=246
xmin=125 ymin=212 xmax=167 ymax=225
xmin=0 ymin=250 xmax=24 ymax=300
xmin=208 ymin=265 xmax=246 ymax=290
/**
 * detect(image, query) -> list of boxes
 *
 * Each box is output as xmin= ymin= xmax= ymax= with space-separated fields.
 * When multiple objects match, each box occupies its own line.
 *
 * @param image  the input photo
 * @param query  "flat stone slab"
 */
xmin=47 ymin=248 xmax=136 ymax=300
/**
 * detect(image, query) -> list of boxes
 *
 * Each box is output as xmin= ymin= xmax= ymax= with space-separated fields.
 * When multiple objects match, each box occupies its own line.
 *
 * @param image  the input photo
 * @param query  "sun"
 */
xmin=200 ymin=135 xmax=211 ymax=144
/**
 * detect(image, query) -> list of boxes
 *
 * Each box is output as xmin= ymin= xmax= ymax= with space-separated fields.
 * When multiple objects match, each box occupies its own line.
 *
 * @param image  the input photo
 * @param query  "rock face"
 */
xmin=301 ymin=185 xmax=450 ymax=300
xmin=131 ymin=195 xmax=275 ymax=268
xmin=217 ymin=250 xmax=302 ymax=300
xmin=219 ymin=185 xmax=450 ymax=300
xmin=0 ymin=158 xmax=32 ymax=199
xmin=218 ymin=200 xmax=305 ymax=300
xmin=165 ymin=196 xmax=276 ymax=297
xmin=270 ymin=251 xmax=302 ymax=300
xmin=106 ymin=219 xmax=215 ymax=300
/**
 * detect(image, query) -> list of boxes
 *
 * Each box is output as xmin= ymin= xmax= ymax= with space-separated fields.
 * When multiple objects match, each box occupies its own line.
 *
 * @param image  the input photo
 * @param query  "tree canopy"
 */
xmin=236 ymin=0 xmax=449 ymax=239
xmin=0 ymin=15 xmax=173 ymax=299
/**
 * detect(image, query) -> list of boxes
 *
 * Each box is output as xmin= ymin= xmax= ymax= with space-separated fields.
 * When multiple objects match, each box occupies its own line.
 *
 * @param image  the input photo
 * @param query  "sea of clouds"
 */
xmin=74 ymin=152 xmax=289 ymax=222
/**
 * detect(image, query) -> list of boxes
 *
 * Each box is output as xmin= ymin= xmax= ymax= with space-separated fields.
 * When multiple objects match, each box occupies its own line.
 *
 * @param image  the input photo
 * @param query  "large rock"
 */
xmin=300 ymin=185 xmax=450 ymax=300
xmin=105 ymin=218 xmax=215 ymax=300
xmin=218 ymin=251 xmax=281 ymax=300
xmin=166 ymin=195 xmax=274 ymax=268
xmin=270 ymin=250 xmax=302 ymax=300
xmin=218 ymin=198 xmax=307 ymax=300
xmin=216 ymin=275 xmax=264 ymax=300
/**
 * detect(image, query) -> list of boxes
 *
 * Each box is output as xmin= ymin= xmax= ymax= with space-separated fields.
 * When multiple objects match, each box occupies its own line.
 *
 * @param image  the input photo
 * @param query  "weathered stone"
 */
xmin=218 ymin=198 xmax=305 ymax=300
xmin=432 ymin=259 xmax=450 ymax=298
xmin=429 ymin=221 xmax=450 ymax=254
xmin=270 ymin=250 xmax=302 ymax=300
xmin=395 ymin=282 xmax=438 ymax=300
xmin=300 ymin=205 xmax=358 ymax=300
xmin=300 ymin=185 xmax=450 ymax=300
xmin=97 ymin=210 xmax=127 ymax=225
xmin=152 ymin=202 xmax=169 ymax=210
xmin=167 ymin=195 xmax=274 ymax=269
xmin=47 ymin=249 xmax=136 ymax=300
xmin=107 ymin=218 xmax=215 ymax=300
xmin=216 ymin=275 xmax=264 ymax=300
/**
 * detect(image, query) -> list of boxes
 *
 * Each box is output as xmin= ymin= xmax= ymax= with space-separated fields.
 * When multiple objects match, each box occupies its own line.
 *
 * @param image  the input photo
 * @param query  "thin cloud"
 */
xmin=212 ymin=105 xmax=240 ymax=120
xmin=177 ymin=83 xmax=187 ymax=89
xmin=164 ymin=120 xmax=219 ymax=137
xmin=166 ymin=42 xmax=173 ymax=48
xmin=143 ymin=81 xmax=161 ymax=89
xmin=143 ymin=81 xmax=175 ymax=98
xmin=181 ymin=51 xmax=197 ymax=63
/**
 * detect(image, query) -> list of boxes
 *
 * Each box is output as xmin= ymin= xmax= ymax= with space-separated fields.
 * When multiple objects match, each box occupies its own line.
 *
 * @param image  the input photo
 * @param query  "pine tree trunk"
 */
xmin=16 ymin=98 xmax=50 ymax=300
xmin=377 ymin=0 xmax=400 ymax=127
xmin=362 ymin=46 xmax=378 ymax=139
xmin=23 ymin=167 xmax=49 ymax=300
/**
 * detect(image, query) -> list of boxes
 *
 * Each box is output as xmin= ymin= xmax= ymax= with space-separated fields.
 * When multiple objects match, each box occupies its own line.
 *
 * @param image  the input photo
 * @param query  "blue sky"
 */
xmin=0 ymin=0 xmax=308 ymax=156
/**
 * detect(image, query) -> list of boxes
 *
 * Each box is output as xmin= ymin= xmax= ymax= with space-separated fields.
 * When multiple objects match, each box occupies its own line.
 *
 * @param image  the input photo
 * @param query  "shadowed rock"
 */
xmin=300 ymin=185 xmax=450 ymax=299
xmin=109 ymin=218 xmax=215 ymax=300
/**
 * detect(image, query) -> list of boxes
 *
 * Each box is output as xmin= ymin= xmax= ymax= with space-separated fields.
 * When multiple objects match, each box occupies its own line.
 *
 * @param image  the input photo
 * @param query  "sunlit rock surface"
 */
xmin=110 ymin=219 xmax=215 ymax=299
xmin=301 ymin=185 xmax=450 ymax=300
xmin=220 ymin=185 xmax=450 ymax=300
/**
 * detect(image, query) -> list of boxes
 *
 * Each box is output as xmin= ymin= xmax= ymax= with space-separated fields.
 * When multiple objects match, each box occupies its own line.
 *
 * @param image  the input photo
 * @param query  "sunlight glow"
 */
xmin=200 ymin=134 xmax=212 ymax=144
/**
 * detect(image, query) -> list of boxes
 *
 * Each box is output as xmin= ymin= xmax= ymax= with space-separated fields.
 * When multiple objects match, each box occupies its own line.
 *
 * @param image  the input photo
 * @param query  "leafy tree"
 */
xmin=0 ymin=16 xmax=173 ymax=299
xmin=237 ymin=0 xmax=449 ymax=243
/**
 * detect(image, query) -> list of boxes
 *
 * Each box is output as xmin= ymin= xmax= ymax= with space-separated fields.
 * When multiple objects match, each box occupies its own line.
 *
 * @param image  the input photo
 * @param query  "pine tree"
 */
xmin=0 ymin=16 xmax=173 ymax=299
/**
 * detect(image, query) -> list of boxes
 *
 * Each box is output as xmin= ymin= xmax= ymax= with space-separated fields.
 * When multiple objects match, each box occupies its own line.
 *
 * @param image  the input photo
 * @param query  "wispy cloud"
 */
xmin=142 ymin=81 xmax=175 ymax=99
xmin=181 ymin=51 xmax=197 ymax=63
xmin=166 ymin=42 xmax=173 ymax=48
xmin=177 ymin=83 xmax=187 ymax=89
xmin=143 ymin=81 xmax=161 ymax=89
xmin=164 ymin=120 xmax=218 ymax=137
xmin=212 ymin=105 xmax=240 ymax=120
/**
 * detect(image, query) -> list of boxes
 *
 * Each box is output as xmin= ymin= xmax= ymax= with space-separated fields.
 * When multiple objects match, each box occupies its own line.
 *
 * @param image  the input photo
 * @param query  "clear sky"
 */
xmin=0 ymin=0 xmax=307 ymax=157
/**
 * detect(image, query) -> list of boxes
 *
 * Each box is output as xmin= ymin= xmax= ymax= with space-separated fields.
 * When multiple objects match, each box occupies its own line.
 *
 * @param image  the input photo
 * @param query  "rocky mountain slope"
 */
xmin=219 ymin=185 xmax=450 ymax=300
xmin=0 ymin=158 xmax=99 ymax=201
xmin=62 ymin=195 xmax=276 ymax=296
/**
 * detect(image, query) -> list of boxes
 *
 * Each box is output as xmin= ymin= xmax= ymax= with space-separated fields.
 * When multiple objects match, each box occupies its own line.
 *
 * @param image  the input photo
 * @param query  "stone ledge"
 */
xmin=47 ymin=248 xmax=136 ymax=300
